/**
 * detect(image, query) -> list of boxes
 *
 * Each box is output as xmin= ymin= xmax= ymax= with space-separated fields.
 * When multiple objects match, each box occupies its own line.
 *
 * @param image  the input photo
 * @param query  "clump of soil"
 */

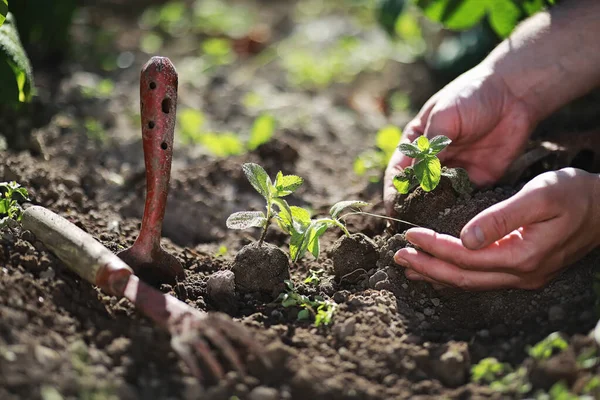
xmin=231 ymin=242 xmax=290 ymax=295
xmin=330 ymin=233 xmax=378 ymax=282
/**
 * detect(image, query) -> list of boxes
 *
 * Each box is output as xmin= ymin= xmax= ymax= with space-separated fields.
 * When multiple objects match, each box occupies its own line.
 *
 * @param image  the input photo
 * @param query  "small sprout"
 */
xmin=280 ymin=200 xmax=369 ymax=262
xmin=214 ymin=245 xmax=228 ymax=257
xmin=528 ymin=332 xmax=568 ymax=360
xmin=0 ymin=181 xmax=29 ymax=228
xmin=247 ymin=114 xmax=275 ymax=150
xmin=226 ymin=163 xmax=303 ymax=246
xmin=277 ymin=279 xmax=336 ymax=326
xmin=304 ymin=268 xmax=325 ymax=286
xmin=471 ymin=357 xmax=510 ymax=383
xmin=393 ymin=134 xmax=451 ymax=194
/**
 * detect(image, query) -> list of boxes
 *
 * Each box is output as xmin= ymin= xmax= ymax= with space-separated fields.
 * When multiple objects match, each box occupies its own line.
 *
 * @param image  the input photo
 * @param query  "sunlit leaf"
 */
xmin=416 ymin=0 xmax=487 ymax=30
xmin=398 ymin=143 xmax=421 ymax=158
xmin=248 ymin=114 xmax=276 ymax=150
xmin=416 ymin=135 xmax=430 ymax=151
xmin=488 ymin=0 xmax=522 ymax=38
xmin=0 ymin=0 xmax=7 ymax=27
xmin=393 ymin=175 xmax=412 ymax=194
xmin=199 ymin=132 xmax=244 ymax=157
xmin=0 ymin=14 xmax=34 ymax=103
xmin=429 ymin=135 xmax=452 ymax=155
xmin=414 ymin=156 xmax=441 ymax=192
xmin=274 ymin=171 xmax=303 ymax=196
xmin=225 ymin=211 xmax=266 ymax=230
xmin=242 ymin=163 xmax=272 ymax=200
xmin=375 ymin=125 xmax=402 ymax=159
xmin=330 ymin=200 xmax=369 ymax=219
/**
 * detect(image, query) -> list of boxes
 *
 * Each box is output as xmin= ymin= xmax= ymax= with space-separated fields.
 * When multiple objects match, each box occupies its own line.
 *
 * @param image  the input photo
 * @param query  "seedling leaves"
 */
xmin=414 ymin=156 xmax=441 ymax=192
xmin=0 ymin=14 xmax=34 ymax=103
xmin=274 ymin=171 xmax=303 ymax=196
xmin=297 ymin=309 xmax=310 ymax=320
xmin=398 ymin=142 xmax=421 ymax=158
xmin=393 ymin=173 xmax=413 ymax=194
xmin=429 ymin=135 xmax=452 ymax=155
xmin=416 ymin=135 xmax=430 ymax=151
xmin=0 ymin=0 xmax=7 ymax=27
xmin=226 ymin=211 xmax=267 ymax=230
xmin=290 ymin=206 xmax=311 ymax=228
xmin=242 ymin=163 xmax=271 ymax=199
xmin=330 ymin=200 xmax=369 ymax=219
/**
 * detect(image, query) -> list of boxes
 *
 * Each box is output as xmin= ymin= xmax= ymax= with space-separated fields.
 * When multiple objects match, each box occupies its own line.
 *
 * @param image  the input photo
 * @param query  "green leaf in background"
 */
xmin=0 ymin=13 xmax=34 ymax=104
xmin=225 ymin=211 xmax=267 ymax=230
xmin=329 ymin=200 xmax=369 ymax=219
xmin=242 ymin=163 xmax=272 ymax=200
xmin=414 ymin=156 xmax=441 ymax=192
xmin=375 ymin=125 xmax=402 ymax=159
xmin=377 ymin=0 xmax=407 ymax=36
xmin=416 ymin=0 xmax=487 ymax=30
xmin=488 ymin=0 xmax=521 ymax=38
xmin=0 ymin=0 xmax=7 ymax=27
xmin=199 ymin=132 xmax=244 ymax=157
xmin=248 ymin=114 xmax=276 ymax=150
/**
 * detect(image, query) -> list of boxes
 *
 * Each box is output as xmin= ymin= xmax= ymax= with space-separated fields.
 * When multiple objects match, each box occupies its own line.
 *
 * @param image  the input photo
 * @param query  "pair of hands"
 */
xmin=384 ymin=66 xmax=600 ymax=290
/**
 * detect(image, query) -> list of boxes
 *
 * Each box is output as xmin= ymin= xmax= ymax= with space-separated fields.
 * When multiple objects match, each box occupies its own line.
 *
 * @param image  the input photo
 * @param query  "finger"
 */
xmin=396 ymin=247 xmax=524 ymax=290
xmin=405 ymin=269 xmax=452 ymax=289
xmin=202 ymin=326 xmax=246 ymax=375
xmin=460 ymin=187 xmax=559 ymax=250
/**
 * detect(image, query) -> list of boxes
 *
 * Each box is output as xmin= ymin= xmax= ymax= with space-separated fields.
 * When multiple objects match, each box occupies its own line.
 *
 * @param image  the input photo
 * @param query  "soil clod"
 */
xmin=231 ymin=242 xmax=290 ymax=295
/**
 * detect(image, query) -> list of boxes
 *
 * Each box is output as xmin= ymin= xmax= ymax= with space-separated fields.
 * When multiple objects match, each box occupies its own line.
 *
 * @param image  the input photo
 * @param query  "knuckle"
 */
xmin=488 ymin=211 xmax=511 ymax=238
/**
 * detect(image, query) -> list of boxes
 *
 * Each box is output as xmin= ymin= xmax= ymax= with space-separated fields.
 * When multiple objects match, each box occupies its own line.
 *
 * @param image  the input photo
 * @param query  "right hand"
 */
xmin=384 ymin=65 xmax=537 ymax=215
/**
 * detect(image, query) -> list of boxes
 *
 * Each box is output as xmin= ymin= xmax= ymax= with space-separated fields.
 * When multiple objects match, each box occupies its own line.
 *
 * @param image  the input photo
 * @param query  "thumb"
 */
xmin=460 ymin=188 xmax=559 ymax=250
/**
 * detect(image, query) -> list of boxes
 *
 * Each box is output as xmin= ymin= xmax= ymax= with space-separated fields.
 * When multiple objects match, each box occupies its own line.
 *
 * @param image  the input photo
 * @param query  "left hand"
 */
xmin=394 ymin=168 xmax=600 ymax=290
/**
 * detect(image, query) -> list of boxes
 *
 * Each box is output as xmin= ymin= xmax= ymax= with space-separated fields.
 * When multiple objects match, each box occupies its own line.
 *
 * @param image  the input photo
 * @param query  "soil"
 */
xmin=1 ymin=1 xmax=600 ymax=400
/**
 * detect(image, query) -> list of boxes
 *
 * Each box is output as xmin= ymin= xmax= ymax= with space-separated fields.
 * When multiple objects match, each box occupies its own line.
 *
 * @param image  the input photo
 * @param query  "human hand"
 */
xmin=393 ymin=168 xmax=600 ymax=290
xmin=384 ymin=65 xmax=536 ymax=215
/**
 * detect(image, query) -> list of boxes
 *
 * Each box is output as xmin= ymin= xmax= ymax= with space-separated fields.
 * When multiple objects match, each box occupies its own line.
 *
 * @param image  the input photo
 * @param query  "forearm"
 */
xmin=482 ymin=0 xmax=600 ymax=123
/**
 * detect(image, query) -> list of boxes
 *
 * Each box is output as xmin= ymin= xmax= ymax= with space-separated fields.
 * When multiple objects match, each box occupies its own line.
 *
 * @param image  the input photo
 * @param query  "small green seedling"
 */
xmin=528 ymin=332 xmax=568 ymax=360
xmin=354 ymin=125 xmax=402 ymax=182
xmin=277 ymin=279 xmax=336 ymax=326
xmin=278 ymin=200 xmax=369 ymax=262
xmin=0 ymin=181 xmax=29 ymax=227
xmin=471 ymin=357 xmax=510 ymax=384
xmin=304 ymin=268 xmax=325 ymax=286
xmin=393 ymin=134 xmax=451 ymax=194
xmin=226 ymin=163 xmax=303 ymax=245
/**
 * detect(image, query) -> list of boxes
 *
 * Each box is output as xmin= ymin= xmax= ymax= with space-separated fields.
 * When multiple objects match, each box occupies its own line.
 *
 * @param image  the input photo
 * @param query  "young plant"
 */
xmin=304 ymin=268 xmax=325 ymax=286
xmin=277 ymin=200 xmax=369 ymax=262
xmin=226 ymin=163 xmax=303 ymax=245
xmin=277 ymin=280 xmax=336 ymax=326
xmin=0 ymin=181 xmax=29 ymax=227
xmin=354 ymin=125 xmax=402 ymax=182
xmin=393 ymin=134 xmax=451 ymax=194
xmin=527 ymin=332 xmax=568 ymax=360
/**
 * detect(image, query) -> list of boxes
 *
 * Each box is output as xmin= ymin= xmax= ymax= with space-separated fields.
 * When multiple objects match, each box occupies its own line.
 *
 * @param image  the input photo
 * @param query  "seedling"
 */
xmin=354 ymin=125 xmax=402 ymax=182
xmin=304 ymin=268 xmax=325 ymax=286
xmin=0 ymin=181 xmax=29 ymax=227
xmin=393 ymin=134 xmax=451 ymax=194
xmin=527 ymin=332 xmax=568 ymax=360
xmin=226 ymin=163 xmax=304 ymax=245
xmin=277 ymin=280 xmax=336 ymax=326
xmin=277 ymin=200 xmax=369 ymax=262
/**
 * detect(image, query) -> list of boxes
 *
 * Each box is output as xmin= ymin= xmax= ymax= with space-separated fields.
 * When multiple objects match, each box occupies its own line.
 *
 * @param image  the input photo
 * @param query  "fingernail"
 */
xmin=462 ymin=225 xmax=485 ymax=249
xmin=405 ymin=270 xmax=423 ymax=280
xmin=394 ymin=253 xmax=410 ymax=268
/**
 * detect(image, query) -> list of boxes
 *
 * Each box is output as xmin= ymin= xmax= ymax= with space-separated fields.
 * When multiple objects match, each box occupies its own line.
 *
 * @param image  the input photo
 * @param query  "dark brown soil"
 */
xmin=1 ymin=1 xmax=599 ymax=399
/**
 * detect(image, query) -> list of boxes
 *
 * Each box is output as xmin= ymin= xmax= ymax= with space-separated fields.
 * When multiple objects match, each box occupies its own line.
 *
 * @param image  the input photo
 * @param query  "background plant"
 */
xmin=0 ymin=13 xmax=34 ymax=106
xmin=277 ymin=279 xmax=336 ymax=326
xmin=393 ymin=135 xmax=451 ymax=194
xmin=226 ymin=163 xmax=304 ymax=245
xmin=354 ymin=125 xmax=402 ymax=182
xmin=0 ymin=181 xmax=29 ymax=227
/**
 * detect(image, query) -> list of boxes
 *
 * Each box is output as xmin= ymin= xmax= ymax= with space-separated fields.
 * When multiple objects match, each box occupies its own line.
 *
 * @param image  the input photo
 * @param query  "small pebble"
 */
xmin=248 ymin=386 xmax=279 ymax=400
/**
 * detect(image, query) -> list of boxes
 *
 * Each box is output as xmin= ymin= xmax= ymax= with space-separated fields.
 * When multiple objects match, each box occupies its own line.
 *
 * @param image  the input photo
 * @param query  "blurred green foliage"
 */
xmin=354 ymin=126 xmax=402 ymax=182
xmin=178 ymin=109 xmax=275 ymax=157
xmin=0 ymin=0 xmax=7 ymax=27
xmin=0 ymin=13 xmax=34 ymax=105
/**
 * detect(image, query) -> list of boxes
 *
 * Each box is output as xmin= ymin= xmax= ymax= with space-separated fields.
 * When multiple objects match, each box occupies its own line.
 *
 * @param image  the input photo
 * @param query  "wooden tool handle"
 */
xmin=22 ymin=206 xmax=133 ymax=296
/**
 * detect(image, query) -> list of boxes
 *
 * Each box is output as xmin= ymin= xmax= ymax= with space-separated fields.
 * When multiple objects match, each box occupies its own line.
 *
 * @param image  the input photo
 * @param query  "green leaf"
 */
xmin=307 ymin=222 xmax=328 ymax=259
xmin=289 ymin=230 xmax=304 ymax=262
xmin=528 ymin=332 xmax=568 ymax=360
xmin=330 ymin=200 xmax=369 ymax=219
xmin=0 ymin=13 xmax=34 ymax=103
xmin=375 ymin=125 xmax=402 ymax=159
xmin=274 ymin=171 xmax=303 ymax=196
xmin=377 ymin=0 xmax=407 ymax=36
xmin=225 ymin=211 xmax=267 ymax=230
xmin=282 ymin=295 xmax=298 ymax=308
xmin=416 ymin=136 xmax=430 ymax=152
xmin=290 ymin=206 xmax=311 ymax=229
xmin=199 ymin=132 xmax=244 ymax=157
xmin=429 ymin=135 xmax=452 ymax=155
xmin=416 ymin=0 xmax=487 ymax=30
xmin=414 ymin=156 xmax=441 ymax=192
xmin=248 ymin=114 xmax=276 ymax=150
xmin=242 ymin=163 xmax=272 ymax=200
xmin=393 ymin=175 xmax=412 ymax=194
xmin=297 ymin=309 xmax=310 ymax=321
xmin=273 ymin=198 xmax=293 ymax=233
xmin=398 ymin=143 xmax=421 ymax=158
xmin=0 ymin=0 xmax=7 ymax=28
xmin=488 ymin=0 xmax=522 ymax=38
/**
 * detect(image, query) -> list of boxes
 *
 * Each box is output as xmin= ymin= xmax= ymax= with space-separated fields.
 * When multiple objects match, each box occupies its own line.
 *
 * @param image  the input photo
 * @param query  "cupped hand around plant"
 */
xmin=384 ymin=65 xmax=536 ymax=214
xmin=394 ymin=168 xmax=600 ymax=290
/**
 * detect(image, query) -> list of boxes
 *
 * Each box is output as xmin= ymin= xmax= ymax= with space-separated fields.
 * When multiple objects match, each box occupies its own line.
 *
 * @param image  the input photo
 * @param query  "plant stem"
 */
xmin=339 ymin=211 xmax=421 ymax=228
xmin=258 ymin=199 xmax=273 ymax=246
xmin=317 ymin=218 xmax=350 ymax=237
